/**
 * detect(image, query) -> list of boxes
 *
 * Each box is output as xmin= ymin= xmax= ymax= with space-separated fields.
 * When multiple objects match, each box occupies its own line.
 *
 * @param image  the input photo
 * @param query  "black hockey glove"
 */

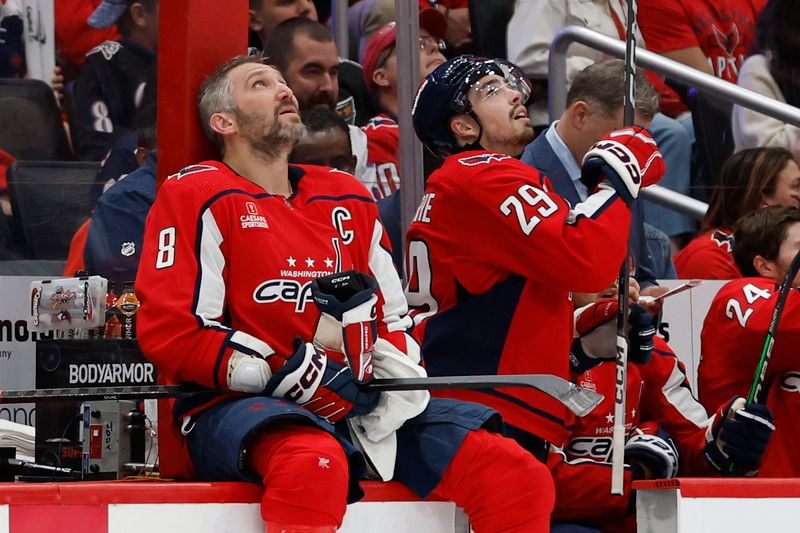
xmin=704 ymin=396 xmax=775 ymax=477
xmin=263 ymin=338 xmax=380 ymax=423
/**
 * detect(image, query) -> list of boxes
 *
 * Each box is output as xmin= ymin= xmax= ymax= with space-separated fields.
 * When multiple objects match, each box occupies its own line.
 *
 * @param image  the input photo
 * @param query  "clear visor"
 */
xmin=463 ymin=60 xmax=531 ymax=105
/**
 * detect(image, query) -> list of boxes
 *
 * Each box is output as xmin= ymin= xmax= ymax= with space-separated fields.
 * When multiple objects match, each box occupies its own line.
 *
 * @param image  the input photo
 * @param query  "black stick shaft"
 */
xmin=0 ymin=376 xmax=571 ymax=404
xmin=612 ymin=0 xmax=639 ymax=496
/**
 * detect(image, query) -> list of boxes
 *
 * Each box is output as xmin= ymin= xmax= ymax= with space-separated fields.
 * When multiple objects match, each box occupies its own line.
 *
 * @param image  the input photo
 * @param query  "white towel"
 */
xmin=348 ymin=337 xmax=429 ymax=480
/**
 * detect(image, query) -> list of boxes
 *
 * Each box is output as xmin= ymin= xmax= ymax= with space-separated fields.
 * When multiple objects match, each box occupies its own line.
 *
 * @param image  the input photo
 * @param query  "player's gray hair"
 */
xmin=197 ymin=54 xmax=271 ymax=151
xmin=566 ymin=59 xmax=659 ymax=120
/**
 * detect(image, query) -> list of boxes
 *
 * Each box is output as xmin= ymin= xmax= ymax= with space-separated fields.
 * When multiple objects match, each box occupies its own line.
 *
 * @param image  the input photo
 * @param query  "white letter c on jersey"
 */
xmin=332 ymin=207 xmax=354 ymax=244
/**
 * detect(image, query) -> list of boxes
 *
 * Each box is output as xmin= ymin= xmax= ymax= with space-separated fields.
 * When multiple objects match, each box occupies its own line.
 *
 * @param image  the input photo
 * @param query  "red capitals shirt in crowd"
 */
xmin=638 ymin=0 xmax=766 ymax=82
xmin=55 ymin=0 xmax=119 ymax=76
xmin=362 ymin=113 xmax=400 ymax=199
xmin=548 ymin=337 xmax=712 ymax=531
xmin=406 ymin=150 xmax=631 ymax=445
xmin=699 ymin=277 xmax=800 ymax=476
xmin=674 ymin=228 xmax=742 ymax=280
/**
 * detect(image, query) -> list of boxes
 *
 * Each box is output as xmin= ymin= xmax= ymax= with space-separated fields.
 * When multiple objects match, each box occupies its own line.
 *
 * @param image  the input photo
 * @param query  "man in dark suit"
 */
xmin=522 ymin=60 xmax=676 ymax=285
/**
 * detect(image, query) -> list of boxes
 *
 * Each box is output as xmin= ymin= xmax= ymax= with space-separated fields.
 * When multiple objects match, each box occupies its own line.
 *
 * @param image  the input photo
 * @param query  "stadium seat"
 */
xmin=0 ymin=78 xmax=72 ymax=161
xmin=6 ymin=160 xmax=100 ymax=260
xmin=688 ymin=88 xmax=734 ymax=202
xmin=468 ymin=0 xmax=514 ymax=59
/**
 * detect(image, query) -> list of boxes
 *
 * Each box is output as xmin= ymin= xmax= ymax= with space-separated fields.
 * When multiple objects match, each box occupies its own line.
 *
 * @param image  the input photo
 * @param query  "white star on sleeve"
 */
xmin=305 ymin=257 xmax=315 ymax=267
xmin=287 ymin=256 xmax=296 ymax=267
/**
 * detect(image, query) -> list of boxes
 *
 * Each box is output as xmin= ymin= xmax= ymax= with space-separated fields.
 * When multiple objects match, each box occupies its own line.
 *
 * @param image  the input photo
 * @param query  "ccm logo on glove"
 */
xmin=283 ymin=349 xmax=325 ymax=402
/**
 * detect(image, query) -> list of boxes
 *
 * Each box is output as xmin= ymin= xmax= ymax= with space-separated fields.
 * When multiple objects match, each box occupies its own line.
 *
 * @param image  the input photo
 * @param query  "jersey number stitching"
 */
xmin=155 ymin=227 xmax=176 ymax=269
xmin=725 ymin=283 xmax=771 ymax=328
xmin=499 ymin=184 xmax=558 ymax=236
xmin=405 ymin=240 xmax=439 ymax=326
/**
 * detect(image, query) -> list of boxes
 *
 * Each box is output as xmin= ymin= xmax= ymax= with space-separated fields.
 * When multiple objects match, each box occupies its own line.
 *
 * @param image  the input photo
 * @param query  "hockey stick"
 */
xmin=745 ymin=248 xmax=800 ymax=405
xmin=611 ymin=0 xmax=639 ymax=496
xmin=0 ymin=374 xmax=604 ymax=417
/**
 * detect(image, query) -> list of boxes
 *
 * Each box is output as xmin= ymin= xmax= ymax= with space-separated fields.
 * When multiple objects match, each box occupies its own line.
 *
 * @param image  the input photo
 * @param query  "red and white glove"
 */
xmin=581 ymin=126 xmax=665 ymax=205
xmin=311 ymin=270 xmax=378 ymax=384
xmin=570 ymin=298 xmax=656 ymax=373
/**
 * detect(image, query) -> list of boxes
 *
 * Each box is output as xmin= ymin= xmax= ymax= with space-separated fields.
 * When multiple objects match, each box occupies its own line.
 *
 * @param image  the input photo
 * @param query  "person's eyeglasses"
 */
xmin=419 ymin=35 xmax=446 ymax=53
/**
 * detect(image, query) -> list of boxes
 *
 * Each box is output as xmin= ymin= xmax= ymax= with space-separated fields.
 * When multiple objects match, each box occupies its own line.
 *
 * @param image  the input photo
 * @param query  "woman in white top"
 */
xmin=733 ymin=0 xmax=800 ymax=157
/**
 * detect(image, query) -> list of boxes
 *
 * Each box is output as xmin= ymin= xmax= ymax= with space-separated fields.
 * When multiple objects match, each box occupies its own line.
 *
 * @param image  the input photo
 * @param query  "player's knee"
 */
xmin=468 ymin=431 xmax=555 ymax=512
xmin=444 ymin=430 xmax=554 ymax=532
xmin=250 ymin=425 xmax=350 ymax=527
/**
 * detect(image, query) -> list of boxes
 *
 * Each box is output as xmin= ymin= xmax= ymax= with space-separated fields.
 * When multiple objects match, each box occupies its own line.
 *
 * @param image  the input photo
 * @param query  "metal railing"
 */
xmin=547 ymin=26 xmax=800 ymax=219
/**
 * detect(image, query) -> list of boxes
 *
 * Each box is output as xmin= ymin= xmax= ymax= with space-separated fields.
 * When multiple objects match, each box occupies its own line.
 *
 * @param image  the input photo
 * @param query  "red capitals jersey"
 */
xmin=548 ymin=338 xmax=711 ymax=530
xmin=405 ymin=150 xmax=632 ymax=444
xmin=136 ymin=163 xmax=415 ymax=449
xmin=638 ymin=0 xmax=766 ymax=82
xmin=674 ymin=228 xmax=742 ymax=280
xmin=362 ymin=114 xmax=400 ymax=200
xmin=700 ymin=277 xmax=800 ymax=477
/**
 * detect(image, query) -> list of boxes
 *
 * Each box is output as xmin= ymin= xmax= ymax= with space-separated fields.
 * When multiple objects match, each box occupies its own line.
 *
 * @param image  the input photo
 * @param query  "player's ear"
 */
xmin=753 ymin=254 xmax=778 ymax=279
xmin=209 ymin=112 xmax=236 ymax=139
xmin=450 ymin=114 xmax=479 ymax=145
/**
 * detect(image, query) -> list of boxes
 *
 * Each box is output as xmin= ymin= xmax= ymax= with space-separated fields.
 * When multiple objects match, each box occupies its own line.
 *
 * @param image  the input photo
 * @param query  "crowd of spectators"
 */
xmin=2 ymin=0 xmax=800 ymax=531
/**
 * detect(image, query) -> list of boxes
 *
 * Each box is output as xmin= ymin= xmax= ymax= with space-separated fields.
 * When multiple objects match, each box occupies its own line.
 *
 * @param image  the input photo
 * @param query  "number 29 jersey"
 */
xmin=405 ymin=150 xmax=632 ymax=445
xmin=699 ymin=277 xmax=800 ymax=476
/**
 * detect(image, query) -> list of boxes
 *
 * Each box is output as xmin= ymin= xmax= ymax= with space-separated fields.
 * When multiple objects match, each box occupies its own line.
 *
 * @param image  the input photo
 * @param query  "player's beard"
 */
xmin=237 ymin=107 xmax=306 ymax=160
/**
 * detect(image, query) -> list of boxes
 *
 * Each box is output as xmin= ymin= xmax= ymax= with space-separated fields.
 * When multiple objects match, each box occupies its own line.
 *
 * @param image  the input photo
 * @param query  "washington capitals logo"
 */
xmin=458 ymin=153 xmax=510 ymax=166
xmin=168 ymin=165 xmax=217 ymax=181
xmin=711 ymin=230 xmax=734 ymax=252
xmin=710 ymin=24 xmax=741 ymax=57
xmin=364 ymin=117 xmax=398 ymax=130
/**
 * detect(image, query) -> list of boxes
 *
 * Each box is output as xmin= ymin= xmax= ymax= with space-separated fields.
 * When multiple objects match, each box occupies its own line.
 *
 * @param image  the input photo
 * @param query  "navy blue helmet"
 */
xmin=412 ymin=55 xmax=531 ymax=158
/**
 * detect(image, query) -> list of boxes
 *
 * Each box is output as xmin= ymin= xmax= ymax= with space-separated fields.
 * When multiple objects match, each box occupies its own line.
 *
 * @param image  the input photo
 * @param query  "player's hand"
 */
xmin=569 ymin=300 xmax=656 ymax=373
xmin=573 ymin=277 xmax=639 ymax=308
xmin=580 ymin=126 xmax=665 ymax=205
xmin=625 ymin=422 xmax=679 ymax=480
xmin=704 ymin=396 xmax=775 ymax=476
xmin=263 ymin=338 xmax=380 ymax=423
xmin=311 ymin=270 xmax=378 ymax=384
xmin=638 ymin=285 xmax=669 ymax=315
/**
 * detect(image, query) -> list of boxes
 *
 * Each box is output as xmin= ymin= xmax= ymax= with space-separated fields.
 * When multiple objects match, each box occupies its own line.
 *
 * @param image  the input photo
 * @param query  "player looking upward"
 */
xmin=135 ymin=54 xmax=555 ymax=533
xmin=406 ymin=54 xmax=665 ymax=460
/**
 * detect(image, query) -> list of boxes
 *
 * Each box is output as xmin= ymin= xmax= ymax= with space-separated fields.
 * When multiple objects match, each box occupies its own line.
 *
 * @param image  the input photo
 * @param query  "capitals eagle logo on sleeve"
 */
xmin=458 ymin=153 xmax=511 ymax=166
xmin=168 ymin=164 xmax=218 ymax=180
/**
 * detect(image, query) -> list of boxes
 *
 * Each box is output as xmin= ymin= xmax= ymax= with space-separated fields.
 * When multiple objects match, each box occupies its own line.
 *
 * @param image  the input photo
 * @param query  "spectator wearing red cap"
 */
xmin=359 ymin=9 xmax=447 ymax=200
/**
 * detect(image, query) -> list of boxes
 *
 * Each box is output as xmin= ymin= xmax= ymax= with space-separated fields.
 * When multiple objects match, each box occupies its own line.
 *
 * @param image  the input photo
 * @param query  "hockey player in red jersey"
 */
xmin=551 ymin=290 xmax=724 ymax=533
xmin=700 ymin=205 xmax=800 ymax=477
xmin=136 ymin=54 xmax=554 ymax=532
xmin=406 ymin=55 xmax=665 ymax=458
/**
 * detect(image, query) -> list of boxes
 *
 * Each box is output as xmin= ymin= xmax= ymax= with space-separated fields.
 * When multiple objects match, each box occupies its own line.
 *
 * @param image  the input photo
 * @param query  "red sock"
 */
xmin=248 ymin=424 xmax=349 ymax=529
xmin=431 ymin=429 xmax=555 ymax=532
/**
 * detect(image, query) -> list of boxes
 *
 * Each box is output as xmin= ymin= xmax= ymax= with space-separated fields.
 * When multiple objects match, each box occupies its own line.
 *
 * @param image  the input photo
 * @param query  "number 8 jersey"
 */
xmin=405 ymin=149 xmax=633 ymax=445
